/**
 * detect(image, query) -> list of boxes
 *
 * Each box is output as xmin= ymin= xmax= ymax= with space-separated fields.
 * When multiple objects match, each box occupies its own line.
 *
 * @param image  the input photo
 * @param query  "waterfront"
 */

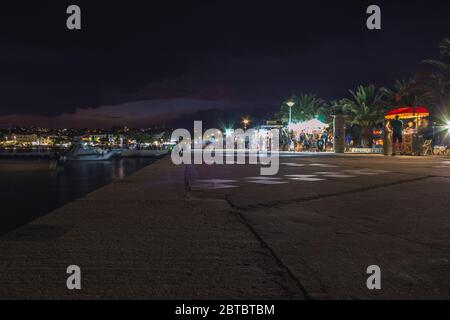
xmin=1 ymin=154 xmax=449 ymax=299
xmin=0 ymin=158 xmax=155 ymax=236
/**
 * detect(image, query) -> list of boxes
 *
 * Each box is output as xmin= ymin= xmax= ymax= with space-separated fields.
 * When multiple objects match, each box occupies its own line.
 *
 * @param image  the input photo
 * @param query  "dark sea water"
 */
xmin=0 ymin=158 xmax=155 ymax=236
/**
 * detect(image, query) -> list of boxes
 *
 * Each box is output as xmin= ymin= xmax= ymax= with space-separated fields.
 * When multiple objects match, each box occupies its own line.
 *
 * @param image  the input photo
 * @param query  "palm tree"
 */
xmin=277 ymin=94 xmax=328 ymax=123
xmin=340 ymin=85 xmax=389 ymax=147
xmin=328 ymin=99 xmax=350 ymax=115
xmin=420 ymin=38 xmax=450 ymax=117
xmin=383 ymin=79 xmax=428 ymax=107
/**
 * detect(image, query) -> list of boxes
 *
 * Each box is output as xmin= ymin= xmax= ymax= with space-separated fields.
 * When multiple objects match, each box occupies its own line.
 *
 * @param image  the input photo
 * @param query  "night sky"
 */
xmin=0 ymin=0 xmax=449 ymax=128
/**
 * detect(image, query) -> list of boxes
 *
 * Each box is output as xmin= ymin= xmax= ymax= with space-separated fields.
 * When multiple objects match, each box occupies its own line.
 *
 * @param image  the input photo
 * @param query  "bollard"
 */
xmin=333 ymin=115 xmax=346 ymax=153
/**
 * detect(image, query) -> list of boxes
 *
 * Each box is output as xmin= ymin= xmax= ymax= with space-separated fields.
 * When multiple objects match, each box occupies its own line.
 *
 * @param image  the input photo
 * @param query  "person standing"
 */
xmin=390 ymin=115 xmax=403 ymax=155
xmin=321 ymin=130 xmax=329 ymax=146
xmin=383 ymin=120 xmax=393 ymax=156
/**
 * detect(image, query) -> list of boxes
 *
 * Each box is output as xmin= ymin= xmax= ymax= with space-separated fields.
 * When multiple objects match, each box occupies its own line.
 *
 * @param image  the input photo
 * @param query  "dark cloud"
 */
xmin=0 ymin=0 xmax=449 ymax=125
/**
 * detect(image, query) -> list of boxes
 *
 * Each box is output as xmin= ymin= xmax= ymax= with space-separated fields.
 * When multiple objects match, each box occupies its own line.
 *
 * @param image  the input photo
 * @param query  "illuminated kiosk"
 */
xmin=288 ymin=119 xmax=330 ymax=152
xmin=385 ymin=106 xmax=430 ymax=155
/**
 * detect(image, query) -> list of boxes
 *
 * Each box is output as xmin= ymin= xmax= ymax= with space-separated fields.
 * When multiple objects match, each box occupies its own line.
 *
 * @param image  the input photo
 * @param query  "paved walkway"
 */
xmin=1 ymin=154 xmax=449 ymax=299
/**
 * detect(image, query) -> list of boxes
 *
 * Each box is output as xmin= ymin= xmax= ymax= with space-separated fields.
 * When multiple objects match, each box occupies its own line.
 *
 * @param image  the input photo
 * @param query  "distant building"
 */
xmin=14 ymin=134 xmax=38 ymax=145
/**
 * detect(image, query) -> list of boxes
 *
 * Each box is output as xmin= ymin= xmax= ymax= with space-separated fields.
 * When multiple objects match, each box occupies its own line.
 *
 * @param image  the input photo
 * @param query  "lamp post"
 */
xmin=286 ymin=101 xmax=295 ymax=126
xmin=242 ymin=118 xmax=250 ymax=130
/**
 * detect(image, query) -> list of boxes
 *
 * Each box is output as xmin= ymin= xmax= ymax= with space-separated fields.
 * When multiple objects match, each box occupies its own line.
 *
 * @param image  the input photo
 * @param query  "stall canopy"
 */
xmin=288 ymin=119 xmax=329 ymax=134
xmin=385 ymin=106 xmax=430 ymax=120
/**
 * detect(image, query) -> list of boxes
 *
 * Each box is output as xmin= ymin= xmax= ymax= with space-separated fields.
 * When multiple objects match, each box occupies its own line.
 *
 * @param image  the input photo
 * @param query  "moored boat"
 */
xmin=60 ymin=144 xmax=120 ymax=161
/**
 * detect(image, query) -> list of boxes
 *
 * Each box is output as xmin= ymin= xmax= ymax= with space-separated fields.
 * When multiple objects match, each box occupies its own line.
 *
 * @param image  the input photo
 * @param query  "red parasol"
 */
xmin=385 ymin=106 xmax=430 ymax=120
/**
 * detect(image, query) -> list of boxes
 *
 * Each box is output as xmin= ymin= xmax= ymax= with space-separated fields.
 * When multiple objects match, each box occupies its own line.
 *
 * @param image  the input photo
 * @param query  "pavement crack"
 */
xmin=225 ymin=196 xmax=313 ymax=300
xmin=381 ymin=231 xmax=450 ymax=249
xmin=231 ymin=175 xmax=432 ymax=211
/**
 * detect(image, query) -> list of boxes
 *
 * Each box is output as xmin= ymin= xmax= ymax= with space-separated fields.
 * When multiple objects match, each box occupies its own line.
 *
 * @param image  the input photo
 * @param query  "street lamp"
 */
xmin=286 ymin=101 xmax=295 ymax=125
xmin=242 ymin=118 xmax=250 ymax=130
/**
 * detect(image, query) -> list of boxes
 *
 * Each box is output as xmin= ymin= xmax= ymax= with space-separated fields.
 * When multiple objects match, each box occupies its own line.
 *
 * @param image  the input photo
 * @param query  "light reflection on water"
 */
xmin=0 ymin=158 xmax=155 ymax=236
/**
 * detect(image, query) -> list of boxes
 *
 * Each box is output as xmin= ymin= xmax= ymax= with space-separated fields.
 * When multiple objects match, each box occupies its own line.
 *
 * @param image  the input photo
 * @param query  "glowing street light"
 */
xmin=286 ymin=101 xmax=295 ymax=125
xmin=447 ymin=121 xmax=450 ymax=131
xmin=242 ymin=118 xmax=250 ymax=130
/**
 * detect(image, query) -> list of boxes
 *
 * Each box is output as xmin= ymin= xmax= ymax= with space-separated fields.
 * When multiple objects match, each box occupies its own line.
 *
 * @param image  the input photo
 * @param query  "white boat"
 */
xmin=61 ymin=144 xmax=119 ymax=161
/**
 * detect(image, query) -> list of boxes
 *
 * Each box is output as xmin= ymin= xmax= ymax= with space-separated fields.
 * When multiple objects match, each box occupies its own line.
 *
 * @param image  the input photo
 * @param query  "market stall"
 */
xmin=288 ymin=119 xmax=331 ymax=151
xmin=385 ymin=106 xmax=430 ymax=155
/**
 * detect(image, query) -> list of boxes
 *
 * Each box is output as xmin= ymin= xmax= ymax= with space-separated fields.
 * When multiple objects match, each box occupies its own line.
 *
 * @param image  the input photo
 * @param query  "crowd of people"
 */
xmin=277 ymin=116 xmax=448 ymax=155
xmin=288 ymin=130 xmax=334 ymax=152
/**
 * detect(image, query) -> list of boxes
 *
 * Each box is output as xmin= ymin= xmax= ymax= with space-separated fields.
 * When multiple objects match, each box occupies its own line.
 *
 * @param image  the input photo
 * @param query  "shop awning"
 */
xmin=385 ymin=106 xmax=430 ymax=120
xmin=288 ymin=119 xmax=329 ymax=133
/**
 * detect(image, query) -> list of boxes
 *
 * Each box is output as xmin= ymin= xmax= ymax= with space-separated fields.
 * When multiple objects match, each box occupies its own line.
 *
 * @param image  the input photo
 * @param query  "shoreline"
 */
xmin=0 ymin=157 xmax=159 ymax=236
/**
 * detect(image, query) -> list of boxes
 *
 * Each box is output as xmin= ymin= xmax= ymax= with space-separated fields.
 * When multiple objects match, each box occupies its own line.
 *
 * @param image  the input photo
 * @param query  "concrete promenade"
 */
xmin=0 ymin=153 xmax=450 ymax=299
